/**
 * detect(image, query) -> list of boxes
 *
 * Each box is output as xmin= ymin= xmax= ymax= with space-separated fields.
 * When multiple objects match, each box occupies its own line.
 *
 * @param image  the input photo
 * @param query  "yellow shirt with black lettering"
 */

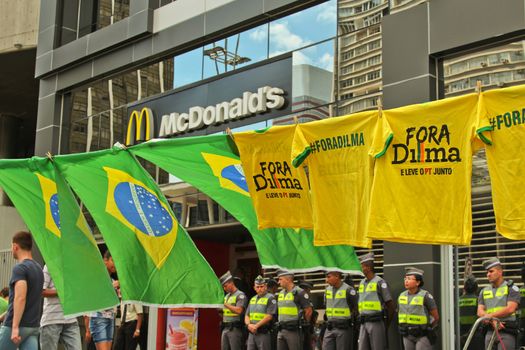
xmin=478 ymin=84 xmax=525 ymax=240
xmin=291 ymin=111 xmax=378 ymax=247
xmin=235 ymin=125 xmax=313 ymax=230
xmin=368 ymin=93 xmax=491 ymax=245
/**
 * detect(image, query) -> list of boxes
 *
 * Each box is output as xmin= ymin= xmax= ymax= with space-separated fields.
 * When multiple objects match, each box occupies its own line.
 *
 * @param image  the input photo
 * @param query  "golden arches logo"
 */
xmin=125 ymin=108 xmax=154 ymax=146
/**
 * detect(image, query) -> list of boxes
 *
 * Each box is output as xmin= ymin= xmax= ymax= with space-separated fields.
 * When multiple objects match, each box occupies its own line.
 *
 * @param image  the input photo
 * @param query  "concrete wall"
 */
xmin=0 ymin=0 xmax=40 ymax=53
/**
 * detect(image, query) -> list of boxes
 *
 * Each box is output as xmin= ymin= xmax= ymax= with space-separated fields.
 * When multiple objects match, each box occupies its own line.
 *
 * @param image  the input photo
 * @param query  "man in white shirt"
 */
xmin=40 ymin=265 xmax=82 ymax=350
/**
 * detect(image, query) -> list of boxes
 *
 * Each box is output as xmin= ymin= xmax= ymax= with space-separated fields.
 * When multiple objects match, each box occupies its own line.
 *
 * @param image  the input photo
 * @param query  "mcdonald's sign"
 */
xmin=125 ymin=107 xmax=154 ymax=146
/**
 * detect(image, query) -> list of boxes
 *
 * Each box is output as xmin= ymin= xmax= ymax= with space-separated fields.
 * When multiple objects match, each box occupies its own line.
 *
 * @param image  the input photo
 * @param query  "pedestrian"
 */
xmin=322 ymin=270 xmax=357 ymax=350
xmin=518 ymin=263 xmax=525 ymax=348
xmin=113 ymin=302 xmax=143 ymax=350
xmin=84 ymin=250 xmax=118 ymax=350
xmin=398 ymin=267 xmax=439 ymax=350
xmin=40 ymin=264 xmax=82 ymax=350
xmin=245 ymin=275 xmax=276 ymax=350
xmin=0 ymin=231 xmax=44 ymax=350
xmin=267 ymin=279 xmax=279 ymax=295
xmin=357 ymin=252 xmax=395 ymax=350
xmin=266 ymin=278 xmax=279 ymax=350
xmin=459 ymin=276 xmax=482 ymax=349
xmin=220 ymin=270 xmax=247 ymax=350
xmin=477 ymin=258 xmax=520 ymax=350
xmin=276 ymin=270 xmax=312 ymax=350
xmin=0 ymin=287 xmax=9 ymax=323
xmin=298 ymin=281 xmax=317 ymax=350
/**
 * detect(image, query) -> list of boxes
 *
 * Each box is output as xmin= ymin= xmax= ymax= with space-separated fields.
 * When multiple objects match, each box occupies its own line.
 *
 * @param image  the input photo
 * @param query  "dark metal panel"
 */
xmin=126 ymin=55 xmax=292 ymax=140
xmin=52 ymin=36 xmax=89 ymax=70
xmin=382 ymin=3 xmax=430 ymax=86
xmin=382 ymin=75 xmax=437 ymax=109
xmin=429 ymin=0 xmax=525 ymax=55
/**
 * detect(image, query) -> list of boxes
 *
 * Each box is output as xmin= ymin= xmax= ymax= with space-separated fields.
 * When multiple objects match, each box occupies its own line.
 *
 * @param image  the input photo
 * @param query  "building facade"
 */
xmin=0 ymin=0 xmax=41 ymax=287
xmin=17 ymin=0 xmax=525 ymax=348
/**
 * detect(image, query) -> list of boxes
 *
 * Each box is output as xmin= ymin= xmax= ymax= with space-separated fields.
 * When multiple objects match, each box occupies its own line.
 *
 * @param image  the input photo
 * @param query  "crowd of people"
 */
xmin=0 ymin=231 xmax=146 ymax=350
xmin=0 ymin=230 xmax=522 ymax=350
xmin=222 ymin=254 xmax=523 ymax=350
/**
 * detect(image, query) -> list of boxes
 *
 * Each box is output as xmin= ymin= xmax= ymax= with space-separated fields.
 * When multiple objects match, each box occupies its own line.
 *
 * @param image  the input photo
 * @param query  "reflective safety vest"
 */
xmin=278 ymin=286 xmax=302 ymax=322
xmin=248 ymin=293 xmax=273 ymax=324
xmin=520 ymin=286 xmax=525 ymax=323
xmin=325 ymin=282 xmax=352 ymax=320
xmin=481 ymin=281 xmax=516 ymax=322
xmin=358 ymin=275 xmax=384 ymax=315
xmin=459 ymin=293 xmax=478 ymax=334
xmin=223 ymin=289 xmax=245 ymax=323
xmin=398 ymin=289 xmax=430 ymax=328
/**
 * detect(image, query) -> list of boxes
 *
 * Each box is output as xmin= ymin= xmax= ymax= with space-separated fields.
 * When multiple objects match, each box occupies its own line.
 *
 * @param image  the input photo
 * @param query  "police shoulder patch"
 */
xmin=304 ymin=293 xmax=310 ymax=299
xmin=350 ymin=289 xmax=356 ymax=295
xmin=428 ymin=294 xmax=434 ymax=299
xmin=239 ymin=294 xmax=245 ymax=299
xmin=381 ymin=283 xmax=387 ymax=289
xmin=512 ymin=285 xmax=519 ymax=292
xmin=272 ymin=299 xmax=277 ymax=304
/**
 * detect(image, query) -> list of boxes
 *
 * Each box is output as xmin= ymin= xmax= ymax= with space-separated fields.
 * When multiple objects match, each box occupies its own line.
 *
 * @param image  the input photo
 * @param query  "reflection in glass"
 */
xmin=337 ymin=0 xmax=386 ymax=115
xmin=444 ymin=41 xmax=525 ymax=97
xmin=174 ymin=48 xmax=203 ymax=87
xmin=389 ymin=0 xmax=426 ymax=14
xmin=203 ymin=23 xmax=269 ymax=79
xmin=57 ymin=0 xmax=130 ymax=47
xmin=291 ymin=40 xmax=335 ymax=121
xmin=270 ymin=0 xmax=336 ymax=57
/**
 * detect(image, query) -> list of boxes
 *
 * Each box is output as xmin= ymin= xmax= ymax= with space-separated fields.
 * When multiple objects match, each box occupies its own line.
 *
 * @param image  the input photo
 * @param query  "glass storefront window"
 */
xmin=269 ymin=0 xmax=336 ymax=57
xmin=203 ymin=23 xmax=269 ymax=79
xmin=443 ymin=39 xmax=525 ymax=347
xmin=173 ymin=48 xmax=202 ymax=88
xmin=292 ymin=40 xmax=335 ymax=120
xmin=57 ymin=0 xmax=130 ymax=47
xmin=444 ymin=40 xmax=525 ymax=96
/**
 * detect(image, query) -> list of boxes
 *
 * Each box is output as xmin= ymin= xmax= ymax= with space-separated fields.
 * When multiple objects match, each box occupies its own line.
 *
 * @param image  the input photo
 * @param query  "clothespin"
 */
xmin=476 ymin=80 xmax=483 ymax=95
xmin=46 ymin=152 xmax=54 ymax=162
xmin=293 ymin=116 xmax=299 ymax=125
xmin=225 ymin=127 xmax=234 ymax=140
xmin=377 ymin=96 xmax=383 ymax=118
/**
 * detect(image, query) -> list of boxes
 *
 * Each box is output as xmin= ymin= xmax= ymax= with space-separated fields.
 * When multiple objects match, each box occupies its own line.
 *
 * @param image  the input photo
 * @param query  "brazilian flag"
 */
xmin=130 ymin=134 xmax=362 ymax=274
xmin=54 ymin=146 xmax=223 ymax=307
xmin=0 ymin=157 xmax=118 ymax=316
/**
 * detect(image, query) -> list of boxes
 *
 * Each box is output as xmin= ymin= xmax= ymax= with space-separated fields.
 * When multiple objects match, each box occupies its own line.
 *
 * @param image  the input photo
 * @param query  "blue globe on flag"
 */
xmin=114 ymin=182 xmax=173 ymax=237
xmin=221 ymin=164 xmax=249 ymax=193
xmin=50 ymin=193 xmax=61 ymax=229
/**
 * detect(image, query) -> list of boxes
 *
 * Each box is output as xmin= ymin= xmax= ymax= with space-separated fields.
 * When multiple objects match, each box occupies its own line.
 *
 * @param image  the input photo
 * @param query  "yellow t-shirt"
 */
xmin=291 ymin=111 xmax=378 ymax=247
xmin=478 ymin=84 xmax=525 ymax=239
xmin=368 ymin=93 xmax=491 ymax=245
xmin=235 ymin=125 xmax=313 ymax=229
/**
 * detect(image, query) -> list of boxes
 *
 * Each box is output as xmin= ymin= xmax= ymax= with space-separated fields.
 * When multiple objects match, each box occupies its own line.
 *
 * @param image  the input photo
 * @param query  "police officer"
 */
xmin=357 ymin=252 xmax=394 ymax=350
xmin=323 ymin=270 xmax=357 ymax=350
xmin=220 ymin=270 xmax=248 ymax=350
xmin=459 ymin=276 xmax=483 ymax=349
xmin=298 ymin=281 xmax=317 ymax=350
xmin=276 ymin=270 xmax=312 ymax=350
xmin=478 ymin=258 xmax=520 ymax=350
xmin=398 ymin=267 xmax=439 ymax=350
xmin=518 ymin=263 xmax=525 ymax=347
xmin=245 ymin=276 xmax=277 ymax=350
xmin=267 ymin=279 xmax=279 ymax=350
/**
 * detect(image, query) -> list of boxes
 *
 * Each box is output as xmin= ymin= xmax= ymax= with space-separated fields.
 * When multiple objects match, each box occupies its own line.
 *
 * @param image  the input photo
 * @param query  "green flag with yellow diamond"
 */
xmin=0 ymin=157 xmax=118 ymax=316
xmin=130 ymin=135 xmax=362 ymax=274
xmin=54 ymin=146 xmax=223 ymax=307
